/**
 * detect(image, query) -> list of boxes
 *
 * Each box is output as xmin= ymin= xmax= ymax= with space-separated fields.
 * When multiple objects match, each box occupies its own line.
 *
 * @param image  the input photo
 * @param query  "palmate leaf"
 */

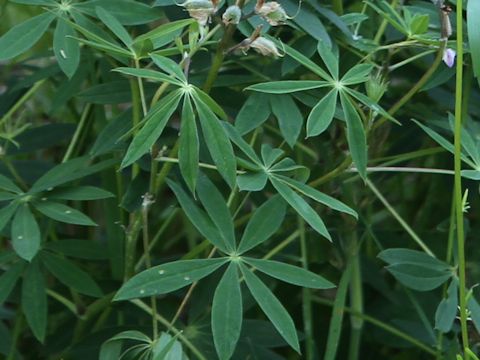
xmin=240 ymin=263 xmax=300 ymax=353
xmin=121 ymin=89 xmax=183 ymax=168
xmin=212 ymin=263 xmax=242 ymax=360
xmin=270 ymin=95 xmax=303 ymax=148
xmin=317 ymin=41 xmax=339 ymax=79
xmin=151 ymin=54 xmax=186 ymax=83
xmin=114 ymin=258 xmax=228 ymax=301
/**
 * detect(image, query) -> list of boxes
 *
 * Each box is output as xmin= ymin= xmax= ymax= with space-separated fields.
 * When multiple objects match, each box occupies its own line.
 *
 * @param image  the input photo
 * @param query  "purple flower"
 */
xmin=443 ymin=48 xmax=456 ymax=68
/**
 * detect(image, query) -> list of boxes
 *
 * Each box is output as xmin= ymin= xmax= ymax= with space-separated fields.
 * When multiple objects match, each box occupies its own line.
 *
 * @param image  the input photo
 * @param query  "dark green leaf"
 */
xmin=151 ymin=54 xmax=186 ymax=82
xmin=0 ymin=174 xmax=22 ymax=194
xmin=11 ymin=204 xmax=41 ymax=261
xmin=0 ymin=202 xmax=20 ymax=233
xmin=0 ymin=261 xmax=26 ymax=304
xmin=270 ymin=176 xmax=331 ymax=241
xmin=113 ymin=67 xmax=183 ymax=86
xmin=95 ymin=7 xmax=133 ymax=49
xmin=434 ymin=279 xmax=458 ymax=332
xmin=237 ymin=172 xmax=269 ymax=192
xmin=317 ymin=41 xmax=338 ymax=79
xmin=192 ymin=95 xmax=237 ymax=188
xmin=196 ymin=175 xmax=235 ymax=252
xmin=240 ymin=263 xmax=300 ymax=353
xmin=167 ymin=179 xmax=229 ymax=252
xmin=243 ymin=257 xmax=335 ymax=289
xmin=179 ymin=96 xmax=199 ymax=194
xmin=48 ymin=186 xmax=114 ymax=200
xmin=235 ymin=93 xmax=271 ymax=135
xmin=34 ymin=201 xmax=97 ymax=226
xmin=340 ymin=92 xmax=367 ymax=179
xmin=212 ymin=263 xmax=242 ymax=360
xmin=270 ymin=94 xmax=303 ymax=148
xmin=53 ymin=20 xmax=80 ymax=78
xmin=238 ymin=196 xmax=286 ymax=254
xmin=122 ymin=89 xmax=183 ymax=168
xmin=0 ymin=12 xmax=55 ymax=61
xmin=22 ymin=260 xmax=47 ymax=342
xmin=44 ymin=239 xmax=108 ymax=260
xmin=341 ymin=64 xmax=373 ymax=85
xmin=306 ymin=89 xmax=338 ymax=137
xmin=114 ymin=258 xmax=228 ymax=301
xmin=246 ymin=81 xmax=329 ymax=94
xmin=41 ymin=252 xmax=103 ymax=297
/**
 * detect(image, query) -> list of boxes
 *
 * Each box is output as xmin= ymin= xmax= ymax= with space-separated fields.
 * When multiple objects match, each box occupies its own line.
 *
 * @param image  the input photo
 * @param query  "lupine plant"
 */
xmin=2 ymin=0 xmax=480 ymax=359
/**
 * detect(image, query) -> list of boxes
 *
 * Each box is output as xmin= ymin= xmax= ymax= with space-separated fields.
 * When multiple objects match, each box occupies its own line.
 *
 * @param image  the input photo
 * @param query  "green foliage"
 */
xmin=1 ymin=0 xmax=480 ymax=359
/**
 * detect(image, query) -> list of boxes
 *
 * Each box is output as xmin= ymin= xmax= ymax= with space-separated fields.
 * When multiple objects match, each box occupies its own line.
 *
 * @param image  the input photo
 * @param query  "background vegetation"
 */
xmin=1 ymin=0 xmax=480 ymax=359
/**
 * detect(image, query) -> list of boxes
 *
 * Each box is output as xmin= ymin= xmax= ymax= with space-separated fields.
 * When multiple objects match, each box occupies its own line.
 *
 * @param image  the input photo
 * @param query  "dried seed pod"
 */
xmin=180 ymin=0 xmax=216 ymax=26
xmin=250 ymin=37 xmax=283 ymax=57
xmin=255 ymin=1 xmax=288 ymax=26
xmin=222 ymin=5 xmax=242 ymax=25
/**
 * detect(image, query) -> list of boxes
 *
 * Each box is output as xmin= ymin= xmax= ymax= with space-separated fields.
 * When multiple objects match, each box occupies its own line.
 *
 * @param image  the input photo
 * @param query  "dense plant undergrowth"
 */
xmin=1 ymin=0 xmax=480 ymax=359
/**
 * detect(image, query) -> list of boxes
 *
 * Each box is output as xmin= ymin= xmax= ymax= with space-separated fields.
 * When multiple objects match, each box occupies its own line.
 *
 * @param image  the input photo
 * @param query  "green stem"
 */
xmin=62 ymin=104 xmax=92 ymax=163
xmin=366 ymin=178 xmax=435 ymax=257
xmin=332 ymin=0 xmax=343 ymax=15
xmin=348 ymin=234 xmax=363 ymax=360
xmin=299 ymin=218 xmax=314 ymax=360
xmin=7 ymin=311 xmax=23 ymax=360
xmin=0 ymin=80 xmax=45 ymax=127
xmin=453 ymin=0 xmax=469 ymax=356
xmin=313 ymin=297 xmax=438 ymax=356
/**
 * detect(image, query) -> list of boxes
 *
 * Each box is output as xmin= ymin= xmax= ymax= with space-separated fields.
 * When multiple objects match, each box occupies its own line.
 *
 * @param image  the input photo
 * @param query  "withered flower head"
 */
xmin=222 ymin=5 xmax=242 ymax=25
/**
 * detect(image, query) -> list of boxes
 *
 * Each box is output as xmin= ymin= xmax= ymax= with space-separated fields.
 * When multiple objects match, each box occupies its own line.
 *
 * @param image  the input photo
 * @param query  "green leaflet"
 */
xmin=95 ymin=7 xmax=133 ymax=50
xmin=270 ymin=176 xmax=331 ymax=241
xmin=434 ymin=279 xmax=458 ymax=333
xmin=243 ymin=257 xmax=335 ymax=289
xmin=114 ymin=258 xmax=228 ymax=300
xmin=468 ymin=0 xmax=480 ymax=81
xmin=121 ymin=90 xmax=183 ymax=168
xmin=34 ymin=201 xmax=97 ymax=226
xmin=212 ymin=263 xmax=242 ymax=360
xmin=306 ymin=89 xmax=338 ymax=137
xmin=53 ymin=20 xmax=80 ymax=78
xmin=196 ymin=175 xmax=236 ymax=252
xmin=0 ymin=261 xmax=26 ymax=304
xmin=238 ymin=196 xmax=286 ymax=254
xmin=192 ymin=94 xmax=237 ymax=188
xmin=270 ymin=94 xmax=303 ymax=148
xmin=22 ymin=260 xmax=47 ymax=342
xmin=246 ymin=80 xmax=329 ymax=94
xmin=167 ymin=179 xmax=229 ymax=252
xmin=41 ymin=252 xmax=103 ymax=297
xmin=240 ymin=263 xmax=300 ymax=353
xmin=340 ymin=92 xmax=367 ymax=179
xmin=179 ymin=96 xmax=199 ymax=194
xmin=11 ymin=204 xmax=41 ymax=261
xmin=0 ymin=12 xmax=55 ymax=61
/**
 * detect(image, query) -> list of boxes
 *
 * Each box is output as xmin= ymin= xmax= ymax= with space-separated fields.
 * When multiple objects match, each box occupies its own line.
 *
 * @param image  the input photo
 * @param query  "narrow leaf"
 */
xmin=246 ymin=81 xmax=329 ymax=94
xmin=11 ymin=204 xmax=41 ymax=261
xmin=34 ymin=201 xmax=97 ymax=226
xmin=96 ymin=7 xmax=133 ymax=49
xmin=41 ymin=252 xmax=103 ymax=297
xmin=306 ymin=89 xmax=338 ymax=137
xmin=179 ymin=96 xmax=199 ymax=194
xmin=212 ymin=263 xmax=242 ymax=360
xmin=22 ymin=260 xmax=47 ymax=342
xmin=244 ymin=258 xmax=335 ymax=289
xmin=238 ymin=196 xmax=286 ymax=254
xmin=53 ymin=20 xmax=80 ymax=78
xmin=340 ymin=92 xmax=367 ymax=179
xmin=114 ymin=258 xmax=228 ymax=301
xmin=240 ymin=263 xmax=300 ymax=353
xmin=270 ymin=176 xmax=331 ymax=241
xmin=0 ymin=261 xmax=26 ymax=304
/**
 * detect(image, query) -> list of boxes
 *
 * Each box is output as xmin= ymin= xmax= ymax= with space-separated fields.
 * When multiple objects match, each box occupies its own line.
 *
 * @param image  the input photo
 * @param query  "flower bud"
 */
xmin=222 ymin=5 xmax=242 ymax=25
xmin=250 ymin=37 xmax=283 ymax=57
xmin=255 ymin=1 xmax=287 ymax=26
xmin=365 ymin=72 xmax=388 ymax=102
xmin=442 ymin=48 xmax=456 ymax=68
xmin=180 ymin=0 xmax=216 ymax=26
